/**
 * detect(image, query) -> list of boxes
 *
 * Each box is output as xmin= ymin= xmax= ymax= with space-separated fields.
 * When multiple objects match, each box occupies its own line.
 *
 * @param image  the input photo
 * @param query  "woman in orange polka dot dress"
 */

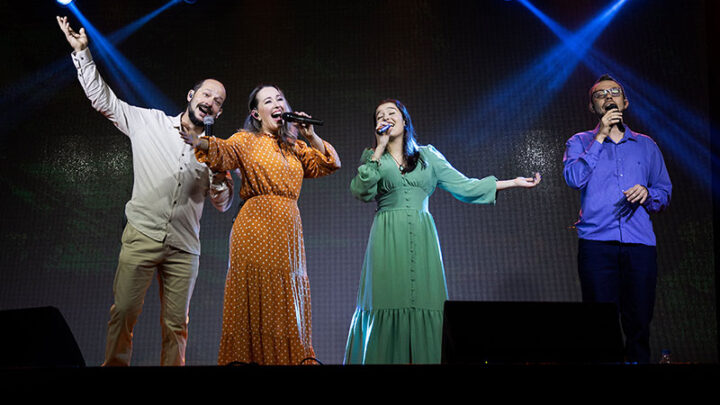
xmin=182 ymin=85 xmax=340 ymax=365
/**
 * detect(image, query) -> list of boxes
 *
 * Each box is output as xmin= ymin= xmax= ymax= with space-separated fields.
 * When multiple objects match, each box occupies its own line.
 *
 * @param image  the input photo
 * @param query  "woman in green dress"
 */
xmin=344 ymin=99 xmax=541 ymax=364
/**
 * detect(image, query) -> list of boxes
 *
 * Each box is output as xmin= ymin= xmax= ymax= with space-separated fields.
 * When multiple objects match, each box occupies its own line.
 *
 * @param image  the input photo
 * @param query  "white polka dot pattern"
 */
xmin=196 ymin=131 xmax=340 ymax=365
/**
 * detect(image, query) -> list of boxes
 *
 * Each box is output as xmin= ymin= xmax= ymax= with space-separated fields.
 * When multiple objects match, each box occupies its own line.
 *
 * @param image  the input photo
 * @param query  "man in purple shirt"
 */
xmin=563 ymin=74 xmax=672 ymax=363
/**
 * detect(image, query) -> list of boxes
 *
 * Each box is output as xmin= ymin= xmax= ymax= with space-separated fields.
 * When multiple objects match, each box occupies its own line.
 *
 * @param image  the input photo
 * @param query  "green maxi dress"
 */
xmin=344 ymin=145 xmax=497 ymax=364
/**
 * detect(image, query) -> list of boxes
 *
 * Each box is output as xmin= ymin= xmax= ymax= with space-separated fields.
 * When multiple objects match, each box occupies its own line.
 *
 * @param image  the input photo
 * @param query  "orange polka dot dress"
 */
xmin=196 ymin=131 xmax=340 ymax=365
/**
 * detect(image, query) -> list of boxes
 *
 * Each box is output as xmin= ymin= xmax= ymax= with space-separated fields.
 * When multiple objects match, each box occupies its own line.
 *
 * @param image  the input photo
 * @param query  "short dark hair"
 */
xmin=594 ymin=73 xmax=620 ymax=85
xmin=189 ymin=78 xmax=226 ymax=109
xmin=191 ymin=78 xmax=225 ymax=92
xmin=192 ymin=79 xmax=206 ymax=92
xmin=589 ymin=73 xmax=626 ymax=103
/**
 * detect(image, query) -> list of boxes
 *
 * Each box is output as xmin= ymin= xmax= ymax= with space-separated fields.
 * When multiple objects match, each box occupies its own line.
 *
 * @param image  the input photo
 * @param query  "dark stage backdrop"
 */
xmin=0 ymin=0 xmax=715 ymax=364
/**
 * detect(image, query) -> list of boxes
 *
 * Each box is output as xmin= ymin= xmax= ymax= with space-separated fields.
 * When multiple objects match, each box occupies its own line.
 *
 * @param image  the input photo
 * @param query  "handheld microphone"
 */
xmin=606 ymin=103 xmax=624 ymax=132
xmin=376 ymin=123 xmax=393 ymax=135
xmin=203 ymin=115 xmax=214 ymax=137
xmin=281 ymin=112 xmax=324 ymax=126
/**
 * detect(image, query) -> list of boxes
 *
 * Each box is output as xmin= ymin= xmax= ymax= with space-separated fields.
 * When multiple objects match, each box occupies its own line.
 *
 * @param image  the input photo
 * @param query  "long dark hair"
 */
xmin=375 ymin=99 xmax=424 ymax=173
xmin=243 ymin=84 xmax=298 ymax=147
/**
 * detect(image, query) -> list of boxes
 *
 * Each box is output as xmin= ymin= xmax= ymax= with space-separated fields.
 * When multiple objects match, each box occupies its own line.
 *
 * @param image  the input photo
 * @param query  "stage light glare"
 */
xmin=56 ymin=0 xmax=74 ymax=6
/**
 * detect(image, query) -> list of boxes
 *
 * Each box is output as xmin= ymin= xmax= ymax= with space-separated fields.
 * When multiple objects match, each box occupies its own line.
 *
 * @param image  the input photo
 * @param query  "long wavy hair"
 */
xmin=374 ymin=99 xmax=424 ymax=173
xmin=243 ymin=84 xmax=298 ymax=147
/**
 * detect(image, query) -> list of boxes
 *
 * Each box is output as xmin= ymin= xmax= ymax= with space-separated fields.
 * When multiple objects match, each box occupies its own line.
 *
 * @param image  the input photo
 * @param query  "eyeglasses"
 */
xmin=592 ymin=87 xmax=623 ymax=99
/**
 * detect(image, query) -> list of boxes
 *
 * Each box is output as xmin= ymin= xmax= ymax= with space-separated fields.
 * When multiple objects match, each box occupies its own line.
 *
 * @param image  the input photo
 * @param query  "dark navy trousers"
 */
xmin=577 ymin=239 xmax=657 ymax=364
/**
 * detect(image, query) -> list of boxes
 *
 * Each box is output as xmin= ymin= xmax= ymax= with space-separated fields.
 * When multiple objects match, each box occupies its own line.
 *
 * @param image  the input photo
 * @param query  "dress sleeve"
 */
xmin=195 ymin=132 xmax=244 ymax=172
xmin=296 ymin=139 xmax=342 ymax=178
xmin=425 ymin=145 xmax=497 ymax=205
xmin=350 ymin=148 xmax=381 ymax=202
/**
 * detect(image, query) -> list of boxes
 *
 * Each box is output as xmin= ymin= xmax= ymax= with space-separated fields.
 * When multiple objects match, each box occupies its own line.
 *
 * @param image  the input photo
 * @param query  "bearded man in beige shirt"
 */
xmin=57 ymin=16 xmax=233 ymax=366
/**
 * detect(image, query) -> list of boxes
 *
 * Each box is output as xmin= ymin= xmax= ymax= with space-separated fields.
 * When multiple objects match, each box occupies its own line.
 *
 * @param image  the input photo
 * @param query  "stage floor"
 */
xmin=3 ymin=363 xmax=718 ymax=397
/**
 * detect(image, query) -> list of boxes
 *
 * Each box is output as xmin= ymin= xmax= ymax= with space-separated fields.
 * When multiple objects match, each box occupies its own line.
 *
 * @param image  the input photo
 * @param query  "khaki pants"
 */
xmin=103 ymin=223 xmax=199 ymax=366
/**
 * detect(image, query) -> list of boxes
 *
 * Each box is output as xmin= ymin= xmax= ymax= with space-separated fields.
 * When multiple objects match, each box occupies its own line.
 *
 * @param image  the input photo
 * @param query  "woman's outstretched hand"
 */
xmin=514 ymin=172 xmax=542 ymax=188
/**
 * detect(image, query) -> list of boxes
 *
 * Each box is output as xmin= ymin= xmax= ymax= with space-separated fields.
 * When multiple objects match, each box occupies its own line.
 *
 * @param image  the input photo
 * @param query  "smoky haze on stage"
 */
xmin=0 ymin=0 xmax=717 ymax=374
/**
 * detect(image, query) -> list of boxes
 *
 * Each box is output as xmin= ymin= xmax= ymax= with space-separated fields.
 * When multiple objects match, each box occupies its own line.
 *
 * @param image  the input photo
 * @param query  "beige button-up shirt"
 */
xmin=72 ymin=48 xmax=232 ymax=255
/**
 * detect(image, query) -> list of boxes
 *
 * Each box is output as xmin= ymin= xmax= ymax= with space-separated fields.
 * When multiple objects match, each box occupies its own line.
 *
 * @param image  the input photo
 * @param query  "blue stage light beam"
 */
xmin=0 ymin=58 xmax=74 ymax=125
xmin=66 ymin=2 xmax=177 ymax=112
xmin=447 ymin=0 xmax=627 ymax=147
xmin=0 ymin=1 xmax=184 ymax=136
xmin=518 ymin=0 xmax=714 ymax=191
xmin=521 ymin=0 xmax=707 ymax=153
xmin=2 ymin=0 xmax=182 ymax=121
xmin=515 ymin=0 xmax=572 ymax=40
xmin=507 ymin=0 xmax=626 ymax=111
xmin=65 ymin=3 xmax=143 ymax=106
xmin=518 ymin=0 xmax=627 ymax=91
xmin=580 ymin=49 xmax=716 ymax=192
xmin=108 ymin=0 xmax=183 ymax=44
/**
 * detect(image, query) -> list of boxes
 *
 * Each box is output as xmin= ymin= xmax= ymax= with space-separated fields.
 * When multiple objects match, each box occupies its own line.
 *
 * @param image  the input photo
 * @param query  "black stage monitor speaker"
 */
xmin=441 ymin=301 xmax=624 ymax=364
xmin=0 ymin=306 xmax=85 ymax=367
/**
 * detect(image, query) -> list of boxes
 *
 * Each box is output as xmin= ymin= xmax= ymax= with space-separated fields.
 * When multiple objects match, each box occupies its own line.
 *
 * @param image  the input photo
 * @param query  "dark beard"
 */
xmin=187 ymin=102 xmax=204 ymax=127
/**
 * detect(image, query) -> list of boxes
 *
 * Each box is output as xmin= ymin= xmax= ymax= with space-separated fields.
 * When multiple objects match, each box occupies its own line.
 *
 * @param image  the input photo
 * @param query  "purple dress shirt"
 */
xmin=563 ymin=125 xmax=672 ymax=246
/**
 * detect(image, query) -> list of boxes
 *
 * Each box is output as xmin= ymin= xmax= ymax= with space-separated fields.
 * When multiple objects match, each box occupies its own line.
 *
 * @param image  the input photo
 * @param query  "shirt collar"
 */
xmin=592 ymin=124 xmax=637 ymax=142
xmin=173 ymin=112 xmax=211 ymax=137
xmin=172 ymin=113 xmax=183 ymax=130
